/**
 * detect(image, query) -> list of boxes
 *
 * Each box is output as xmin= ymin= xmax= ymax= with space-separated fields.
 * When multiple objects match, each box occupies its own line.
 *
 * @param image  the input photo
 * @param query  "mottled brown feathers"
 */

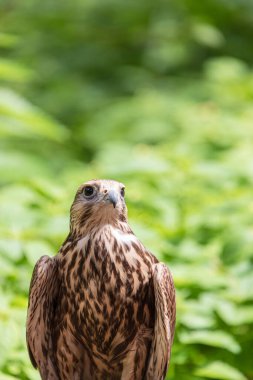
xmin=26 ymin=179 xmax=176 ymax=380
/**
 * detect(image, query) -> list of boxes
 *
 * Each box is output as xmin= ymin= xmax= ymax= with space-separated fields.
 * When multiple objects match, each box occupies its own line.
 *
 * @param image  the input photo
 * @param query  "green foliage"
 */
xmin=0 ymin=1 xmax=253 ymax=379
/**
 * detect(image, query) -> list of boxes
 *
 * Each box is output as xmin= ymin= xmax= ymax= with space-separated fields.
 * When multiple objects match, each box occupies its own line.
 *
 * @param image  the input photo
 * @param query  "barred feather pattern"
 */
xmin=26 ymin=256 xmax=60 ymax=379
xmin=26 ymin=180 xmax=176 ymax=380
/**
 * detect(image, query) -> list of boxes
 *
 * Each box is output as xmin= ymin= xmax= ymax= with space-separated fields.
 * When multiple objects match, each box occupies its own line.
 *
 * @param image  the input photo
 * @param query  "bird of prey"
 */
xmin=26 ymin=179 xmax=176 ymax=380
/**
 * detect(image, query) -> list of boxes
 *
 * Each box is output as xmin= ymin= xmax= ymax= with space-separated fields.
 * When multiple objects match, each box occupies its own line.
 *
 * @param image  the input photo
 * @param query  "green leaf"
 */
xmin=0 ymin=33 xmax=18 ymax=47
xmin=24 ymin=241 xmax=53 ymax=265
xmin=180 ymin=313 xmax=215 ymax=329
xmin=193 ymin=23 xmax=225 ymax=48
xmin=0 ymin=373 xmax=19 ymax=380
xmin=0 ymin=151 xmax=50 ymax=182
xmin=0 ymin=239 xmax=23 ymax=261
xmin=195 ymin=361 xmax=247 ymax=380
xmin=179 ymin=330 xmax=241 ymax=353
xmin=216 ymin=300 xmax=253 ymax=326
xmin=0 ymin=88 xmax=68 ymax=141
xmin=0 ymin=59 xmax=32 ymax=82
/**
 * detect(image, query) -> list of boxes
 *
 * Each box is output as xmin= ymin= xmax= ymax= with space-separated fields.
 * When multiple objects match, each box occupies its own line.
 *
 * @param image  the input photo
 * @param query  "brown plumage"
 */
xmin=26 ymin=179 xmax=176 ymax=380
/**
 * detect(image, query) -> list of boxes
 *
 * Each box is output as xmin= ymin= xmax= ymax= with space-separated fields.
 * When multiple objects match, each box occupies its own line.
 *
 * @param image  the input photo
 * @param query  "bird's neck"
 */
xmin=70 ymin=220 xmax=133 ymax=241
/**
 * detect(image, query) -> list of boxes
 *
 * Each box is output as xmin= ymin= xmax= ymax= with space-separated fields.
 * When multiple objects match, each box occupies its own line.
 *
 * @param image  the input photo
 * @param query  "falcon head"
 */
xmin=70 ymin=179 xmax=127 ymax=235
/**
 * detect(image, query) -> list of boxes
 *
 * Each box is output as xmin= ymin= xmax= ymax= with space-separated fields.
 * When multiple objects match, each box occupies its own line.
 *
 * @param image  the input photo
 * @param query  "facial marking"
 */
xmin=70 ymin=179 xmax=127 ymax=235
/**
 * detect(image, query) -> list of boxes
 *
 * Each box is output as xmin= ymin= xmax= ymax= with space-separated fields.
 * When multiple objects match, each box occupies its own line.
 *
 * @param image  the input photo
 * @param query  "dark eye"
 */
xmin=121 ymin=187 xmax=125 ymax=197
xmin=83 ymin=186 xmax=94 ymax=197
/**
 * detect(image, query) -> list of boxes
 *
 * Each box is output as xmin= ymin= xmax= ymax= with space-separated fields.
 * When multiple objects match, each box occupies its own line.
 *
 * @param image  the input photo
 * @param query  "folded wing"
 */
xmin=26 ymin=255 xmax=60 ymax=380
xmin=146 ymin=263 xmax=176 ymax=380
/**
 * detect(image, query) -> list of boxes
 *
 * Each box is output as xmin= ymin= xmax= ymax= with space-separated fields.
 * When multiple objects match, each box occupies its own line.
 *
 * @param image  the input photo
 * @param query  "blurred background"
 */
xmin=0 ymin=0 xmax=253 ymax=379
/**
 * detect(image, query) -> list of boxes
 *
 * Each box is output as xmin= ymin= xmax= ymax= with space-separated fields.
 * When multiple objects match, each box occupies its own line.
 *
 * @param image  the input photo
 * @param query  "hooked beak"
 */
xmin=106 ymin=190 xmax=118 ymax=208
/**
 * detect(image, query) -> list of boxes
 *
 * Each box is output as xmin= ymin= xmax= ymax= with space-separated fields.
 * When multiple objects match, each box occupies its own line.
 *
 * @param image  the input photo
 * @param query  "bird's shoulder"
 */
xmin=28 ymin=255 xmax=59 ymax=295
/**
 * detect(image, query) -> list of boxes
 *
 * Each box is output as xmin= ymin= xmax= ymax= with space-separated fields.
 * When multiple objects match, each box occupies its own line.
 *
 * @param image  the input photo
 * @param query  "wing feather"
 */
xmin=146 ymin=263 xmax=176 ymax=380
xmin=26 ymin=255 xmax=60 ymax=380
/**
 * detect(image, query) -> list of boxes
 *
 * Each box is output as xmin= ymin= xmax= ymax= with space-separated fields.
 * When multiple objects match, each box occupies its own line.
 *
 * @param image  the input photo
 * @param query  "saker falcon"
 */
xmin=26 ymin=179 xmax=176 ymax=380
